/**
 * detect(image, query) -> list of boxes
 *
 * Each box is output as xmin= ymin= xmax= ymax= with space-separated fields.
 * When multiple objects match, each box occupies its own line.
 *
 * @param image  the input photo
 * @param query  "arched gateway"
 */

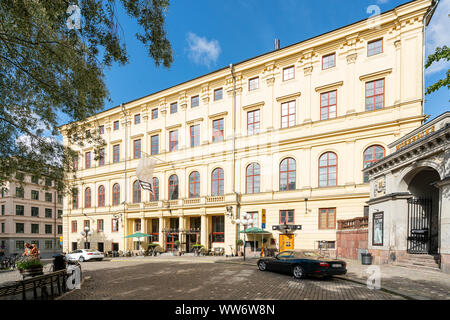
xmin=364 ymin=112 xmax=450 ymax=273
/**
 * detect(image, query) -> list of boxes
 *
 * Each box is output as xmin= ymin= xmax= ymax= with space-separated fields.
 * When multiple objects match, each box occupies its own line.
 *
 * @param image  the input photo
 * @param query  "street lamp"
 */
xmin=81 ymin=226 xmax=92 ymax=249
xmin=235 ymin=213 xmax=253 ymax=261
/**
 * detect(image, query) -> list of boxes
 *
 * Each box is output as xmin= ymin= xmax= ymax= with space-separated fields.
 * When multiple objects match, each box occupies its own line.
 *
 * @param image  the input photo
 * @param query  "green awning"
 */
xmin=124 ymin=232 xmax=152 ymax=239
xmin=240 ymin=227 xmax=271 ymax=234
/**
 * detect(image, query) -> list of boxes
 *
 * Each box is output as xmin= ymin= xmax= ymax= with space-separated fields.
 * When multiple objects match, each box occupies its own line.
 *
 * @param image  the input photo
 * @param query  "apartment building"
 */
xmin=0 ymin=173 xmax=63 ymax=259
xmin=59 ymin=0 xmax=435 ymax=255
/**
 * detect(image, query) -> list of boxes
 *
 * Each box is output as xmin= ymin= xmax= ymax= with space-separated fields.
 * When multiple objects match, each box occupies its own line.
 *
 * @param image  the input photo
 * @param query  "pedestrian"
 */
xmin=23 ymin=243 xmax=31 ymax=256
xmin=30 ymin=244 xmax=39 ymax=259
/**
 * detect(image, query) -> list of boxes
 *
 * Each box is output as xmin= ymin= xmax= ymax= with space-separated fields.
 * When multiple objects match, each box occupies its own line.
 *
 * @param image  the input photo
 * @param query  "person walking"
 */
xmin=30 ymin=244 xmax=39 ymax=259
xmin=23 ymin=243 xmax=31 ymax=256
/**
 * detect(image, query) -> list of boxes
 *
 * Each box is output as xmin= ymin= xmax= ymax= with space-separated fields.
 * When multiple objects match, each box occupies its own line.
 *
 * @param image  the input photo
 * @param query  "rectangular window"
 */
xmin=97 ymin=219 xmax=104 ymax=232
xmin=151 ymin=135 xmax=159 ymax=155
xmin=319 ymin=208 xmax=336 ymax=229
xmin=16 ymin=205 xmax=24 ymax=216
xmin=45 ymin=208 xmax=52 ymax=218
xmin=283 ymin=66 xmax=295 ymax=81
xmin=212 ymin=216 xmax=225 ymax=243
xmin=249 ymin=77 xmax=259 ymax=91
xmin=58 ymin=225 xmax=63 ymax=234
xmin=320 ymin=90 xmax=337 ymax=120
xmin=134 ymin=114 xmax=141 ymax=124
xmin=113 ymin=145 xmax=120 ymax=163
xmin=214 ymin=88 xmax=223 ymax=101
xmin=368 ymin=39 xmax=383 ymax=56
xmin=1 ymin=223 xmax=4 ymax=233
xmin=45 ymin=192 xmax=52 ymax=202
xmin=31 ymin=176 xmax=39 ymax=184
xmin=45 ymin=224 xmax=52 ymax=234
xmin=280 ymin=210 xmax=294 ymax=225
xmin=135 ymin=220 xmax=141 ymax=232
xmin=133 ymin=139 xmax=141 ymax=159
xmin=170 ymin=102 xmax=178 ymax=114
xmin=15 ymin=187 xmax=24 ymax=198
xmin=99 ymin=148 xmax=105 ymax=166
xmin=212 ymin=119 xmax=224 ymax=142
xmin=151 ymin=219 xmax=159 ymax=242
xmin=113 ymin=121 xmax=119 ymax=130
xmin=373 ymin=212 xmax=384 ymax=246
xmin=16 ymin=241 xmax=24 ymax=250
xmin=73 ymin=156 xmax=78 ymax=171
xmin=247 ymin=110 xmax=260 ymax=135
xmin=72 ymin=220 xmax=77 ymax=233
xmin=365 ymin=79 xmax=385 ymax=111
xmin=31 ymin=224 xmax=39 ymax=234
xmin=2 ymin=204 xmax=5 ymax=215
xmin=322 ymin=53 xmax=336 ymax=70
xmin=112 ymin=218 xmax=119 ymax=232
xmin=45 ymin=178 xmax=52 ymax=187
xmin=85 ymin=151 xmax=91 ymax=169
xmin=45 ymin=240 xmax=52 ymax=249
xmin=190 ymin=125 xmax=200 ymax=147
xmin=57 ymin=210 xmax=63 ymax=218
xmin=99 ymin=125 xmax=105 ymax=135
xmin=169 ymin=130 xmax=178 ymax=152
xmin=31 ymin=207 xmax=39 ymax=217
xmin=152 ymin=108 xmax=158 ymax=119
xmin=16 ymin=223 xmax=24 ymax=233
xmin=281 ymin=101 xmax=296 ymax=128
xmin=191 ymin=95 xmax=199 ymax=108
xmin=31 ymin=190 xmax=39 ymax=200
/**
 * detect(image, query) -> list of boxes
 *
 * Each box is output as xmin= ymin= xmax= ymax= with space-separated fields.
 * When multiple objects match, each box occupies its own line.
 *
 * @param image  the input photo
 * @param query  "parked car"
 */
xmin=66 ymin=249 xmax=104 ymax=262
xmin=257 ymin=250 xmax=347 ymax=279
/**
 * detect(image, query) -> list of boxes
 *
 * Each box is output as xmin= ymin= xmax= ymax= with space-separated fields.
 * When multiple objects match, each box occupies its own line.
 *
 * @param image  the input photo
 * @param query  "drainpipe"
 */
xmin=422 ymin=0 xmax=440 ymax=121
xmin=230 ymin=64 xmax=240 ymax=256
xmin=121 ymin=104 xmax=128 ymax=251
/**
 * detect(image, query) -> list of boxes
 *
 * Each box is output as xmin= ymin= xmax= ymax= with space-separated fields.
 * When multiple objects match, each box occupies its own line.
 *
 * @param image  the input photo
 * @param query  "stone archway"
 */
xmin=402 ymin=167 xmax=441 ymax=254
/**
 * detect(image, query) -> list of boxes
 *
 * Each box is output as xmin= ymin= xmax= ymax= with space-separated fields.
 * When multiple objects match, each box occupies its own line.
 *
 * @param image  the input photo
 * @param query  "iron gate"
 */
xmin=407 ymin=198 xmax=432 ymax=254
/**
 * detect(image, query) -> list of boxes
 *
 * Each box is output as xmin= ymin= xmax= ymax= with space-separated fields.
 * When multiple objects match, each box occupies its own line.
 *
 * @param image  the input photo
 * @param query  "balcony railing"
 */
xmin=206 ymin=196 xmax=225 ymax=203
xmin=337 ymin=217 xmax=368 ymax=230
xmin=184 ymin=198 xmax=201 ymax=205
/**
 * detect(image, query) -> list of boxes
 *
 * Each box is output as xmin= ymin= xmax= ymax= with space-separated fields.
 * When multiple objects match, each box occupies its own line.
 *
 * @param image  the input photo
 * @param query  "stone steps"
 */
xmin=395 ymin=262 xmax=441 ymax=272
xmin=395 ymin=254 xmax=441 ymax=271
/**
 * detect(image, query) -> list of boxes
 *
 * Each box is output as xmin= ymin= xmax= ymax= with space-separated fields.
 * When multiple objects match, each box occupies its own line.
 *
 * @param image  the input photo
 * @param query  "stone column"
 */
xmin=201 ymin=213 xmax=208 ymax=250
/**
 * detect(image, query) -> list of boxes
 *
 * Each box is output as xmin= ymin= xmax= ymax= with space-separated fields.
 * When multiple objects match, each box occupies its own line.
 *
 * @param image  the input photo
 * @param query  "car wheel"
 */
xmin=79 ymin=256 xmax=85 ymax=262
xmin=258 ymin=260 xmax=267 ymax=271
xmin=98 ymin=258 xmax=103 ymax=261
xmin=292 ymin=265 xmax=305 ymax=279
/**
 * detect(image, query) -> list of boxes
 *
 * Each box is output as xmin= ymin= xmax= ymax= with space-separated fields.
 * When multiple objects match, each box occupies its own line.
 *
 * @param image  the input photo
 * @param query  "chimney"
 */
xmin=274 ymin=39 xmax=280 ymax=50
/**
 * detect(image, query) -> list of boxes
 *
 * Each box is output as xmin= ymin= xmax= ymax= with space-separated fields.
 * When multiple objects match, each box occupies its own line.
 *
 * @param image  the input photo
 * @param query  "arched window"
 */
xmin=112 ymin=183 xmax=120 ymax=206
xmin=151 ymin=177 xmax=159 ymax=201
xmin=98 ymin=185 xmax=105 ymax=207
xmin=211 ymin=168 xmax=224 ymax=196
xmin=168 ymin=175 xmax=179 ymax=200
xmin=319 ymin=152 xmax=337 ymax=187
xmin=246 ymin=163 xmax=260 ymax=194
xmin=363 ymin=145 xmax=385 ymax=183
xmin=133 ymin=180 xmax=142 ymax=203
xmin=189 ymin=172 xmax=200 ymax=198
xmin=280 ymin=158 xmax=296 ymax=191
xmin=84 ymin=187 xmax=91 ymax=208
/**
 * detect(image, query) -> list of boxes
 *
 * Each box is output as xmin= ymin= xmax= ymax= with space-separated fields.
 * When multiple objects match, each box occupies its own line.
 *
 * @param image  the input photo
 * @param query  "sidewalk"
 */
xmin=215 ymin=257 xmax=450 ymax=300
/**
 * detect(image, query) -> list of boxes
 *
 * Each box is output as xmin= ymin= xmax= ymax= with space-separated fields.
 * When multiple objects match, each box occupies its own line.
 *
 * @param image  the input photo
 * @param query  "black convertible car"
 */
xmin=257 ymin=250 xmax=347 ymax=279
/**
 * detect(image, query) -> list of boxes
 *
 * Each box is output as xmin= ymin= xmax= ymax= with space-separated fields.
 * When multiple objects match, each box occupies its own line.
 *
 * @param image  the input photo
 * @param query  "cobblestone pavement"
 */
xmin=60 ymin=259 xmax=403 ymax=300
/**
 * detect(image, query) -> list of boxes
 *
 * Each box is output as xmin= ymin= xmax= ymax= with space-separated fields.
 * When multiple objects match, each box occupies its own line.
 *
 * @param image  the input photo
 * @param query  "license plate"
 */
xmin=332 ymin=264 xmax=342 ymax=268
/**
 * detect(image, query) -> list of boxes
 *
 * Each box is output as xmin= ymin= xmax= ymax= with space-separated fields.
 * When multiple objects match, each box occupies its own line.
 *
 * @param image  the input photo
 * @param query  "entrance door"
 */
xmin=407 ymin=198 xmax=433 ymax=254
xmin=98 ymin=242 xmax=104 ymax=253
xmin=279 ymin=234 xmax=295 ymax=252
xmin=112 ymin=242 xmax=119 ymax=252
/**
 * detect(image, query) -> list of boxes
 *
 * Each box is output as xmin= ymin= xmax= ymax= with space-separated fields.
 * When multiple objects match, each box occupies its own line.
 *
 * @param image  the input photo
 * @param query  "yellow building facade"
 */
xmin=60 ymin=0 xmax=435 ymax=256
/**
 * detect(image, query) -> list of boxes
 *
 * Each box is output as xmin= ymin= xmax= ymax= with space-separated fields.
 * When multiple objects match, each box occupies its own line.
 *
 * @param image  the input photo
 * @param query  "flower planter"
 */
xmin=20 ymin=265 xmax=44 ymax=278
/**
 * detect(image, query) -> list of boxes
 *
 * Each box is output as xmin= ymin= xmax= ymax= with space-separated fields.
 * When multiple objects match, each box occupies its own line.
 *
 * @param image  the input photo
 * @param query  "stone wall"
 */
xmin=336 ymin=229 xmax=368 ymax=260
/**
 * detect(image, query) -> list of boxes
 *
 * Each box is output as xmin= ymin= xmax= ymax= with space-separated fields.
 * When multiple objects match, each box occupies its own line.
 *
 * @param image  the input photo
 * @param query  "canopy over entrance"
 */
xmin=124 ymin=232 xmax=152 ymax=238
xmin=240 ymin=227 xmax=271 ymax=235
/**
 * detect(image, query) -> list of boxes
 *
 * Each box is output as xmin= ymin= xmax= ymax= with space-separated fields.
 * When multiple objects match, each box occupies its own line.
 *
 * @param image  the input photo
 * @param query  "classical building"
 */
xmin=0 ymin=174 xmax=63 ymax=259
xmin=365 ymin=112 xmax=450 ymax=273
xmin=59 ymin=0 xmax=437 ymax=256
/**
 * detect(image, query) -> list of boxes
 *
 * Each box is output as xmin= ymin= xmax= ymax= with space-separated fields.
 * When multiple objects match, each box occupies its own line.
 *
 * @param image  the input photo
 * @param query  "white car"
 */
xmin=66 ymin=249 xmax=104 ymax=262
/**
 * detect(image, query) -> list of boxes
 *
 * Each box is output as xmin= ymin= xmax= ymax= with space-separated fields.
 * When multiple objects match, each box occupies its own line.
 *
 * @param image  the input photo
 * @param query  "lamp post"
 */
xmin=235 ymin=213 xmax=254 ymax=261
xmin=81 ymin=226 xmax=92 ymax=249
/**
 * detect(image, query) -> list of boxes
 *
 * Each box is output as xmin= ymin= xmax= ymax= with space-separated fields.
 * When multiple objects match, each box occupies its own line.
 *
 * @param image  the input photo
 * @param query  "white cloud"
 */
xmin=376 ymin=0 xmax=389 ymax=4
xmin=425 ymin=0 xmax=450 ymax=75
xmin=186 ymin=32 xmax=221 ymax=68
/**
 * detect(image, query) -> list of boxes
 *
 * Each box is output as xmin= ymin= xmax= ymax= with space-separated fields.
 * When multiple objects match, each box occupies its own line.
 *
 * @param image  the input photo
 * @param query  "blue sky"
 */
xmin=99 ymin=0 xmax=449 ymax=122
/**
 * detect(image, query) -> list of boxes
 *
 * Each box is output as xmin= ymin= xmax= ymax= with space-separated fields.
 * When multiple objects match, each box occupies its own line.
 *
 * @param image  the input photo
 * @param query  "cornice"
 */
xmin=166 ymin=124 xmax=182 ymax=131
xmin=359 ymin=68 xmax=393 ymax=81
xmin=315 ymin=81 xmax=344 ymax=93
xmin=208 ymin=111 xmax=228 ymax=119
xmin=242 ymin=101 xmax=265 ymax=111
xmin=186 ymin=117 xmax=204 ymax=125
xmin=276 ymin=92 xmax=301 ymax=103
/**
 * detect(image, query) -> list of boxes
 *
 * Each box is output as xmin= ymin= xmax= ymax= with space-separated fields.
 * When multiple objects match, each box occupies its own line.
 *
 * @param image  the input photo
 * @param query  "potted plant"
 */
xmin=173 ymin=240 xmax=180 ymax=256
xmin=16 ymin=257 xmax=44 ymax=278
xmin=236 ymin=239 xmax=244 ymax=256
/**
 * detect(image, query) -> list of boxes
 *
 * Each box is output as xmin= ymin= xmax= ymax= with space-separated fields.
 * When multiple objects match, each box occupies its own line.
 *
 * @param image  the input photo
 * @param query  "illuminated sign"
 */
xmin=396 ymin=126 xmax=435 ymax=151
